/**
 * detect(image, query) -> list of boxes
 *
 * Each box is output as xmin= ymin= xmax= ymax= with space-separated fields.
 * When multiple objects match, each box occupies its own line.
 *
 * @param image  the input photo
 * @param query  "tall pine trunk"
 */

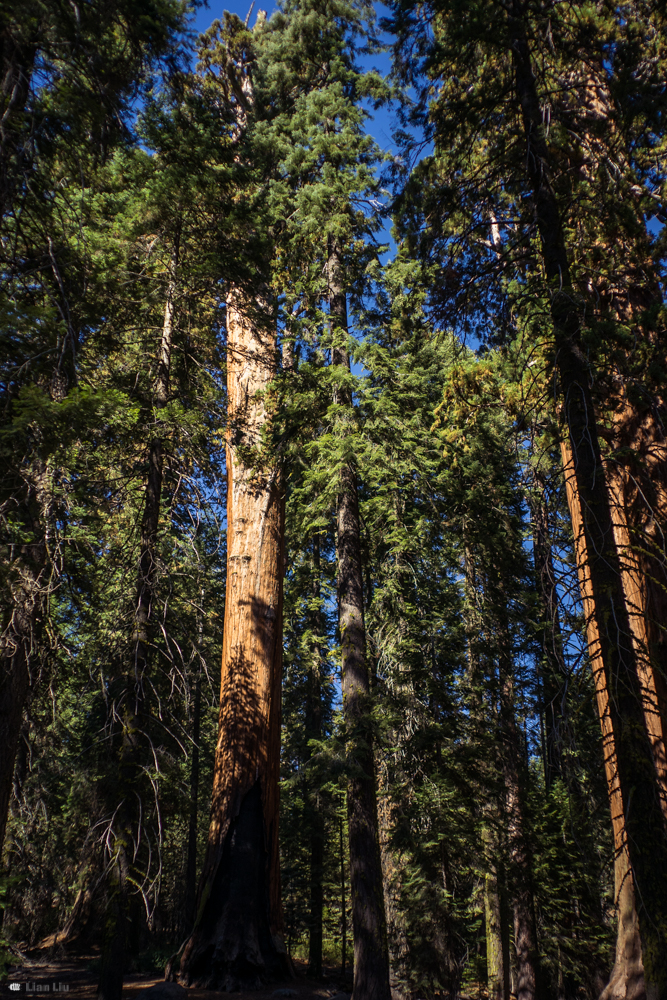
xmin=175 ymin=282 xmax=290 ymax=990
xmin=329 ymin=242 xmax=391 ymax=1000
xmin=306 ymin=536 xmax=324 ymax=977
xmin=510 ymin=11 xmax=667 ymax=988
xmin=483 ymin=844 xmax=506 ymax=1000
xmin=497 ymin=645 xmax=540 ymax=1000
xmin=184 ymin=646 xmax=202 ymax=934
xmin=561 ymin=441 xmax=645 ymax=1000
xmin=97 ymin=246 xmax=178 ymax=1000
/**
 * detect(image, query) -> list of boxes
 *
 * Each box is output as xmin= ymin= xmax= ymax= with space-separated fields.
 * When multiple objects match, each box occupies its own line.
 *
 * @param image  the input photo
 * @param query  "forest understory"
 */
xmin=2 ymin=2 xmax=667 ymax=1000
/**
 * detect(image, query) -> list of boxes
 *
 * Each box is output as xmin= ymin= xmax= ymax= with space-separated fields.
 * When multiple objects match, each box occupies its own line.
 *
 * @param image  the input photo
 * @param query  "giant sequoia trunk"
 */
xmin=510 ymin=11 xmax=667 ymax=989
xmin=568 ymin=59 xmax=667 ymax=754
xmin=175 ymin=283 xmax=290 ymax=990
xmin=561 ymin=442 xmax=645 ymax=1000
xmin=329 ymin=244 xmax=391 ymax=1000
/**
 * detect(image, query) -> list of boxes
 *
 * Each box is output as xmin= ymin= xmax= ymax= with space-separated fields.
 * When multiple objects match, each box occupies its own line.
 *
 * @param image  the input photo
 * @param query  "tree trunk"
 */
xmin=175 ymin=282 xmax=290 ymax=990
xmin=561 ymin=441 xmax=645 ymax=1000
xmin=510 ymin=13 xmax=667 ymax=989
xmin=464 ymin=547 xmax=513 ymax=1000
xmin=340 ymin=802 xmax=347 ymax=978
xmin=605 ymin=458 xmax=667 ymax=809
xmin=498 ymin=652 xmax=540 ymax=1000
xmin=329 ymin=242 xmax=391 ymax=1000
xmin=97 ymin=251 xmax=178 ymax=1000
xmin=184 ymin=649 xmax=202 ymax=934
xmin=377 ymin=762 xmax=410 ymax=999
xmin=567 ymin=58 xmax=667 ymax=753
xmin=484 ymin=863 xmax=505 ymax=1000
xmin=529 ymin=470 xmax=569 ymax=789
xmin=306 ymin=536 xmax=324 ymax=978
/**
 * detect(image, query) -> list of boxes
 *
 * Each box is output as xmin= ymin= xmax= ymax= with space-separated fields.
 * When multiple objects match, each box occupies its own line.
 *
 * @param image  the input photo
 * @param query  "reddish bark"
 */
xmin=510 ymin=9 xmax=667 ymax=986
xmin=175 ymin=284 xmax=290 ymax=989
xmin=561 ymin=441 xmax=644 ymax=1000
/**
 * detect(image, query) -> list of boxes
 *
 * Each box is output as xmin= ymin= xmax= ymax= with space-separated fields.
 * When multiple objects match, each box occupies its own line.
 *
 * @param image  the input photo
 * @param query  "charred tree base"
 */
xmin=176 ymin=783 xmax=291 ymax=991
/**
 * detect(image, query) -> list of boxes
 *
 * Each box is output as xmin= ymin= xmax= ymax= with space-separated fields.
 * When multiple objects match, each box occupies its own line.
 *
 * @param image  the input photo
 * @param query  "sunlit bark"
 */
xmin=176 ymin=283 xmax=290 ymax=989
xmin=560 ymin=441 xmax=645 ymax=1000
xmin=510 ymin=9 xmax=667 ymax=986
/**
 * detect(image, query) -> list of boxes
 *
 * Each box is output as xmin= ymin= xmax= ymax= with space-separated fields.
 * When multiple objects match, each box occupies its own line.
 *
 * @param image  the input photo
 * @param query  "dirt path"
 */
xmin=2 ymin=957 xmax=352 ymax=1000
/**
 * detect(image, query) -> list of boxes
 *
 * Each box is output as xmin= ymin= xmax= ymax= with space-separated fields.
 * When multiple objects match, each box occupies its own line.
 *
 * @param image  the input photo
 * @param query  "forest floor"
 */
xmin=3 ymin=955 xmax=355 ymax=1000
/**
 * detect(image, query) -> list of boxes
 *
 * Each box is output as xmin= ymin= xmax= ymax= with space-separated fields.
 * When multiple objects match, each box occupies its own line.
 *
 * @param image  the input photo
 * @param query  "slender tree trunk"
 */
xmin=175 ymin=282 xmax=290 ymax=989
xmin=377 ymin=762 xmax=410 ymax=998
xmin=329 ymin=242 xmax=391 ymax=1000
xmin=561 ymin=441 xmax=645 ymax=1000
xmin=464 ymin=546 xmax=514 ymax=1000
xmin=306 ymin=536 xmax=324 ymax=978
xmin=340 ymin=804 xmax=347 ymax=979
xmin=529 ymin=470 xmax=569 ymax=789
xmin=498 ymin=651 xmax=540 ymax=1000
xmin=97 ymin=250 xmax=178 ymax=1000
xmin=483 ymin=853 xmax=505 ymax=1000
xmin=184 ymin=649 xmax=202 ymax=934
xmin=510 ymin=13 xmax=667 ymax=989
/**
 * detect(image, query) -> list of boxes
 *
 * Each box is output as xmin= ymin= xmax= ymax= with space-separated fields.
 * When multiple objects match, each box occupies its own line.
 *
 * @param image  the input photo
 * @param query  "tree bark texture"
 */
xmin=510 ymin=14 xmax=667 ymax=990
xmin=176 ymin=283 xmax=289 ymax=990
xmin=561 ymin=441 xmax=645 ymax=1000
xmin=483 ymin=852 xmax=506 ymax=1000
xmin=330 ymin=244 xmax=391 ymax=1000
